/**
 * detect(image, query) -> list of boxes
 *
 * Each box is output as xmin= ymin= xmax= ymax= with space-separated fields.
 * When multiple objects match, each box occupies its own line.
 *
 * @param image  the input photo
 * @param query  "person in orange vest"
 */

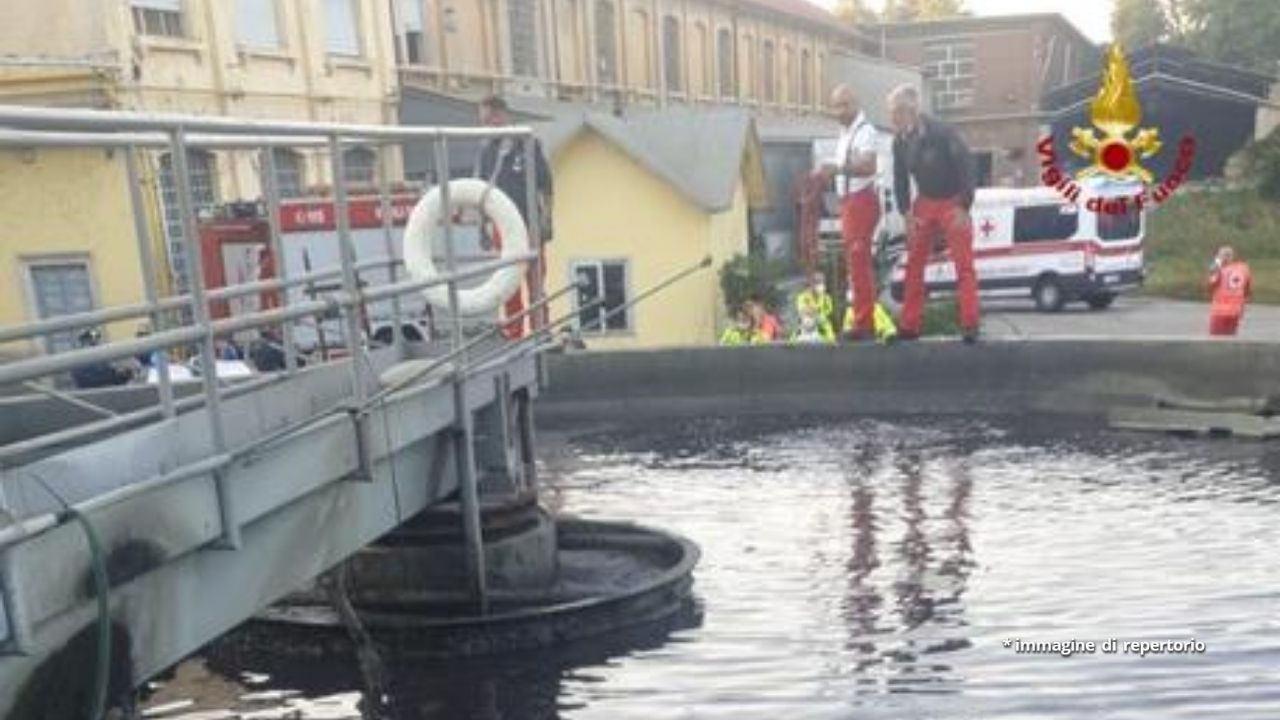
xmin=747 ymin=299 xmax=783 ymax=343
xmin=1207 ymin=245 xmax=1251 ymax=336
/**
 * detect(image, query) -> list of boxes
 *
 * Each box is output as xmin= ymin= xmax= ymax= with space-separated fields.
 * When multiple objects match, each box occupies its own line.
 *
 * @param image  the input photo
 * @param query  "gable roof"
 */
xmin=539 ymin=107 xmax=767 ymax=213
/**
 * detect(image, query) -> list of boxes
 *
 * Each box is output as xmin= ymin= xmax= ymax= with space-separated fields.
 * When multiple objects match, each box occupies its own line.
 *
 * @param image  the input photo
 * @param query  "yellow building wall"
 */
xmin=396 ymin=0 xmax=845 ymax=112
xmin=545 ymin=130 xmax=748 ymax=349
xmin=0 ymin=0 xmax=113 ymax=58
xmin=706 ymin=179 xmax=751 ymax=336
xmin=0 ymin=149 xmax=147 ymax=356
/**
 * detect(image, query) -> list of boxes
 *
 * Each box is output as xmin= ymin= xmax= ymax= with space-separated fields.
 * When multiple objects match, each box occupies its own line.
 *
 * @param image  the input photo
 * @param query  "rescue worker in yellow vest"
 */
xmin=791 ymin=305 xmax=836 ymax=345
xmin=720 ymin=307 xmax=763 ymax=346
xmin=842 ymin=290 xmax=898 ymax=344
xmin=795 ymin=272 xmax=835 ymax=340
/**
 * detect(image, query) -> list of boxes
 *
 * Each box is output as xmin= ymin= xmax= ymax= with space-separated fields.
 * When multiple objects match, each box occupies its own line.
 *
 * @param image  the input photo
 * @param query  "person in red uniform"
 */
xmin=888 ymin=84 xmax=980 ymax=343
xmin=476 ymin=95 xmax=554 ymax=339
xmin=815 ymin=85 xmax=880 ymax=341
xmin=1207 ymin=245 xmax=1251 ymax=336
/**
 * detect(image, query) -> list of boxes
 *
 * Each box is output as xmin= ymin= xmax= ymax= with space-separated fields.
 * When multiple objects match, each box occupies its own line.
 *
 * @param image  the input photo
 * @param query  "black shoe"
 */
xmin=962 ymin=329 xmax=979 ymax=345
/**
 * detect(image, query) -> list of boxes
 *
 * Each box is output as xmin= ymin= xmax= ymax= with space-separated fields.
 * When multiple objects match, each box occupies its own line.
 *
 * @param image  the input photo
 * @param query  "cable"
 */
xmin=33 ymin=476 xmax=111 ymax=720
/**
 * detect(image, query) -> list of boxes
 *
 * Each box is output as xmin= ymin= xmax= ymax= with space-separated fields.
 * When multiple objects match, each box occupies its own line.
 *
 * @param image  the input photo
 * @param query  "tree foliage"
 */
xmin=833 ymin=0 xmax=877 ymax=24
xmin=881 ymin=0 xmax=968 ymax=22
xmin=1110 ymin=0 xmax=1280 ymax=72
xmin=1244 ymin=127 xmax=1280 ymax=201
xmin=1111 ymin=0 xmax=1172 ymax=49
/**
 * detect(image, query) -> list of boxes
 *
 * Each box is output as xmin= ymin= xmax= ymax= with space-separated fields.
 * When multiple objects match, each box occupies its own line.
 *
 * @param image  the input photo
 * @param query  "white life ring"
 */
xmin=402 ymin=178 xmax=529 ymax=316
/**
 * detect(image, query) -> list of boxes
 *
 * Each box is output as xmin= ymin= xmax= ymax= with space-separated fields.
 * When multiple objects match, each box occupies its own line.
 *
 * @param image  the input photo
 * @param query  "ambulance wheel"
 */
xmin=1086 ymin=292 xmax=1116 ymax=310
xmin=1033 ymin=275 xmax=1065 ymax=313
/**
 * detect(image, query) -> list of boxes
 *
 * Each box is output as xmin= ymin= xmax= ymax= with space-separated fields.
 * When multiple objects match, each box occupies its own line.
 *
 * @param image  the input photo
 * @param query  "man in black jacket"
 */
xmin=888 ymin=84 xmax=980 ymax=342
xmin=475 ymin=95 xmax=554 ymax=338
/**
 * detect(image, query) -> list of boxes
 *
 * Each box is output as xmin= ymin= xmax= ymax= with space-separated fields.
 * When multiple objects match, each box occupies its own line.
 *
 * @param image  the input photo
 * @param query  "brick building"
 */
xmin=869 ymin=13 xmax=1099 ymax=187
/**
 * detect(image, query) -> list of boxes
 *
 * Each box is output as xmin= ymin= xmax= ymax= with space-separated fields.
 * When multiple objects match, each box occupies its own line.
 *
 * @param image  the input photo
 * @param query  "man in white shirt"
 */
xmin=817 ymin=85 xmax=880 ymax=340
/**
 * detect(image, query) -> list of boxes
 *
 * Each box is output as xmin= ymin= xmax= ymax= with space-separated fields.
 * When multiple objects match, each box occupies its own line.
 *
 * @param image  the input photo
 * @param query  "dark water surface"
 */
xmin=154 ymin=415 xmax=1280 ymax=719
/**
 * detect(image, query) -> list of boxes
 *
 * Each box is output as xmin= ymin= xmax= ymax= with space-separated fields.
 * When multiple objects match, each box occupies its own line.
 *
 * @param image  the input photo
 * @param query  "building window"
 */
xmin=158 ymin=150 xmax=218 ymax=292
xmin=324 ymin=0 xmax=362 ymax=57
xmin=236 ymin=0 xmax=281 ymax=50
xmin=573 ymin=260 xmax=629 ymax=333
xmin=1013 ymin=204 xmax=1079 ymax=244
xmin=343 ymin=146 xmax=376 ymax=186
xmin=26 ymin=258 xmax=95 ymax=354
xmin=131 ymin=0 xmax=185 ymax=38
xmin=394 ymin=0 xmax=428 ymax=64
xmin=717 ymin=28 xmax=733 ymax=98
xmin=595 ymin=0 xmax=617 ymax=85
xmin=800 ymin=48 xmax=812 ymax=106
xmin=761 ymin=40 xmax=775 ymax=103
xmin=508 ymin=0 xmax=539 ymax=77
xmin=817 ymin=51 xmax=826 ymax=99
xmin=272 ymin=148 xmax=305 ymax=198
xmin=693 ymin=21 xmax=709 ymax=96
xmin=924 ymin=40 xmax=975 ymax=111
xmin=740 ymin=34 xmax=754 ymax=99
xmin=782 ymin=44 xmax=793 ymax=104
xmin=662 ymin=16 xmax=681 ymax=94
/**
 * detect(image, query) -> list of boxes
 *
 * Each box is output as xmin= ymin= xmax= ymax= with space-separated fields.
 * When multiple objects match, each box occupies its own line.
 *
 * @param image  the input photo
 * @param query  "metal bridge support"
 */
xmin=472 ymin=373 xmax=527 ymax=498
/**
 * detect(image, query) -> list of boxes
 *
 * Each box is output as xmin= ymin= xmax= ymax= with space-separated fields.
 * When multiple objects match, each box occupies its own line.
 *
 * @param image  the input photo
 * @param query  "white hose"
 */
xmin=402 ymin=179 xmax=530 ymax=316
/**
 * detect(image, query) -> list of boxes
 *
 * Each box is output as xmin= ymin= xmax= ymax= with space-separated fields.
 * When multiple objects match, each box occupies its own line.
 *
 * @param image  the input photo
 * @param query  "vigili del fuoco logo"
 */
xmin=1037 ymin=44 xmax=1195 ymax=214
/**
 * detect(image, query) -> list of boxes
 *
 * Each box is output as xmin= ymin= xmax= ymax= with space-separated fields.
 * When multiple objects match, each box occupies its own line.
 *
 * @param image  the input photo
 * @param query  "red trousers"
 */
xmin=900 ymin=196 xmax=980 ymax=335
xmin=490 ymin=224 xmax=546 ymax=340
xmin=840 ymin=189 xmax=881 ymax=334
xmin=1210 ymin=314 xmax=1241 ymax=336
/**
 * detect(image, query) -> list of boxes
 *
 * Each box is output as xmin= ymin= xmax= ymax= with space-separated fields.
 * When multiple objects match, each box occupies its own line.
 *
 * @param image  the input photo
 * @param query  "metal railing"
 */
xmin=0 ymin=105 xmax=549 ymax=629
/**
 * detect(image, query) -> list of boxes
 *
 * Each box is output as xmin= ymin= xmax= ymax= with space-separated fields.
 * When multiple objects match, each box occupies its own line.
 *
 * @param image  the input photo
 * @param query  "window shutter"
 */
xmin=132 ymin=0 xmax=182 ymax=11
xmin=324 ymin=0 xmax=361 ymax=56
xmin=237 ymin=0 xmax=281 ymax=49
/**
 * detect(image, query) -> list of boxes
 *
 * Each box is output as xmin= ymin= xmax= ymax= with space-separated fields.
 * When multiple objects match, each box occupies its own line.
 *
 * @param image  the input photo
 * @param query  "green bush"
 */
xmin=1244 ymin=128 xmax=1280 ymax=201
xmin=719 ymin=254 xmax=786 ymax=313
xmin=1144 ymin=188 xmax=1280 ymax=303
xmin=922 ymin=299 xmax=962 ymax=337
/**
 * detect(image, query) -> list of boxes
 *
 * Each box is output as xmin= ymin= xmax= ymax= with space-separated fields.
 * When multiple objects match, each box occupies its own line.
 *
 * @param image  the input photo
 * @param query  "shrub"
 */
xmin=719 ymin=254 xmax=786 ymax=313
xmin=1244 ymin=127 xmax=1280 ymax=202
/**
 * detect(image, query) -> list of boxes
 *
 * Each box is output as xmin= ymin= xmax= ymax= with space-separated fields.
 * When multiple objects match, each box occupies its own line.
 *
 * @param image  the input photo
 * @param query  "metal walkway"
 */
xmin=0 ymin=107 xmax=549 ymax=717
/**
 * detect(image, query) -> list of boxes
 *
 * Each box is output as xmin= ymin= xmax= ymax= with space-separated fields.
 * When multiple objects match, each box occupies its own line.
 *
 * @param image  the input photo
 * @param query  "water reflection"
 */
xmin=150 ymin=415 xmax=1280 ymax=720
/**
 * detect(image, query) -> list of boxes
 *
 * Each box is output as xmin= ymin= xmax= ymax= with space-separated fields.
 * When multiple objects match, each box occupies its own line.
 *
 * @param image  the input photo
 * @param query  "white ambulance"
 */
xmin=887 ymin=182 xmax=1145 ymax=311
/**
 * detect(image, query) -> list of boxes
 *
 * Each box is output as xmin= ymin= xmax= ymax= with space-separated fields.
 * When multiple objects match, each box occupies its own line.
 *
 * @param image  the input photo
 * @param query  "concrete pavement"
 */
xmin=979 ymin=296 xmax=1280 ymax=341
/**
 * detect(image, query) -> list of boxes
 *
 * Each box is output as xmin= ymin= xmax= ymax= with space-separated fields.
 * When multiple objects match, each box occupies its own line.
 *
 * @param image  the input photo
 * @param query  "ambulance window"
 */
xmin=1013 ymin=204 xmax=1078 ymax=244
xmin=1098 ymin=205 xmax=1141 ymax=241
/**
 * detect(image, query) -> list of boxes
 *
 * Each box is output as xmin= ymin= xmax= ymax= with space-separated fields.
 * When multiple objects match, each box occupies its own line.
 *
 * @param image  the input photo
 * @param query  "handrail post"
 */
xmin=330 ymin=134 xmax=369 ymax=406
xmin=171 ymin=128 xmax=240 ymax=549
xmin=260 ymin=147 xmax=298 ymax=375
xmin=0 ymin=546 xmax=31 ymax=654
xmin=378 ymin=142 xmax=405 ymax=354
xmin=124 ymin=145 xmax=176 ymax=418
xmin=522 ymin=133 xmax=550 ymax=389
xmin=435 ymin=136 xmax=488 ymax=615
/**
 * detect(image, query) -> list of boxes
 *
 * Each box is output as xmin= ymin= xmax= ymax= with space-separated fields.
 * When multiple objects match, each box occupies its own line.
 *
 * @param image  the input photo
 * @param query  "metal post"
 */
xmin=124 ymin=145 xmax=176 ymax=418
xmin=522 ymin=134 xmax=550 ymax=389
xmin=330 ymin=134 xmax=368 ymax=405
xmin=435 ymin=137 xmax=488 ymax=614
xmin=260 ymin=147 xmax=298 ymax=374
xmin=377 ymin=142 xmax=404 ymax=354
xmin=171 ymin=129 xmax=240 ymax=549
xmin=0 ymin=546 xmax=31 ymax=653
